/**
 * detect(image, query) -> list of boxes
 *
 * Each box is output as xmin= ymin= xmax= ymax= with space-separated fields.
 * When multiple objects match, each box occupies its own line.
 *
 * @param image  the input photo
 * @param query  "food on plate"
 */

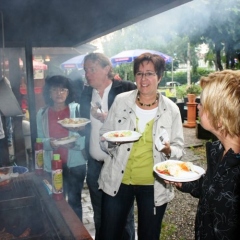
xmin=156 ymin=161 xmax=194 ymax=177
xmin=0 ymin=168 xmax=11 ymax=186
xmin=59 ymin=136 xmax=72 ymax=140
xmin=57 ymin=136 xmax=77 ymax=142
xmin=0 ymin=167 xmax=20 ymax=186
xmin=61 ymin=118 xmax=87 ymax=124
xmin=0 ymin=167 xmax=10 ymax=176
xmin=107 ymin=131 xmax=132 ymax=138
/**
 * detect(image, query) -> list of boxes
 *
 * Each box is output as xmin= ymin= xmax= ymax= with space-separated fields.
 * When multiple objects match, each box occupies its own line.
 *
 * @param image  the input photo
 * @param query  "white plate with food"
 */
xmin=58 ymin=118 xmax=91 ymax=128
xmin=153 ymin=160 xmax=205 ymax=182
xmin=103 ymin=130 xmax=142 ymax=142
xmin=53 ymin=136 xmax=77 ymax=146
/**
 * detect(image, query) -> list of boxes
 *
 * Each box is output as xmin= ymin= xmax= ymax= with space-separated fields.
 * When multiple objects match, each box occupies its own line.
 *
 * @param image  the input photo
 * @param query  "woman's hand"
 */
xmin=61 ymin=142 xmax=75 ymax=149
xmin=50 ymin=138 xmax=75 ymax=149
xmin=66 ymin=125 xmax=85 ymax=132
xmin=101 ymin=136 xmax=122 ymax=148
xmin=164 ymin=180 xmax=182 ymax=188
xmin=160 ymin=142 xmax=171 ymax=157
xmin=50 ymin=138 xmax=58 ymax=149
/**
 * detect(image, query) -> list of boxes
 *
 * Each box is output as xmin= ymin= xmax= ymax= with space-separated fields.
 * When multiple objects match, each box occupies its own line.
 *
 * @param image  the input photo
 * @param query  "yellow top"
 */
xmin=122 ymin=119 xmax=154 ymax=185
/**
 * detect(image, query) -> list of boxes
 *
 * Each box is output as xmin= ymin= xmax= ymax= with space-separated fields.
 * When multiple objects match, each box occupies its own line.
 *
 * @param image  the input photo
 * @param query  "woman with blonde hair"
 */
xmin=173 ymin=70 xmax=240 ymax=239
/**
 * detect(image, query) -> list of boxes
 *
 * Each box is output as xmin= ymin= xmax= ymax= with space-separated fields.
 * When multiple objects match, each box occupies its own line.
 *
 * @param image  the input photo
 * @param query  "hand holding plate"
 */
xmin=61 ymin=142 xmax=75 ymax=149
xmin=164 ymin=180 xmax=182 ymax=188
xmin=66 ymin=125 xmax=86 ymax=132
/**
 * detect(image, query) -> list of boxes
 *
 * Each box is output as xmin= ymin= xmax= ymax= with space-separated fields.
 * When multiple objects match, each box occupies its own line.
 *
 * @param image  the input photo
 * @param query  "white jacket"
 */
xmin=99 ymin=90 xmax=184 ymax=206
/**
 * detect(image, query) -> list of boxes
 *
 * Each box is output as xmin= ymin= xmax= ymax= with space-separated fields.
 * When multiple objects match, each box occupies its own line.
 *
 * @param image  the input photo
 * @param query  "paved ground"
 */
xmin=81 ymin=126 xmax=204 ymax=239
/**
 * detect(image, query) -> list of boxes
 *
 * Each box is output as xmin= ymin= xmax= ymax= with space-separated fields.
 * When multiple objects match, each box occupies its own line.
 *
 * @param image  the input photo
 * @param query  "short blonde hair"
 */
xmin=200 ymin=70 xmax=240 ymax=137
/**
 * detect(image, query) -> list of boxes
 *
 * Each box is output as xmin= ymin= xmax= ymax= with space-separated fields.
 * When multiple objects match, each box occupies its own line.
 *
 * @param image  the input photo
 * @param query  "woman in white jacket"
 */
xmin=99 ymin=53 xmax=184 ymax=240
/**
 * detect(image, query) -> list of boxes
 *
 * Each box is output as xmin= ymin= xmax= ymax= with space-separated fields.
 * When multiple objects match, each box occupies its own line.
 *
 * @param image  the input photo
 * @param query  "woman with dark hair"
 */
xmin=99 ymin=53 xmax=184 ymax=239
xmin=36 ymin=75 xmax=86 ymax=220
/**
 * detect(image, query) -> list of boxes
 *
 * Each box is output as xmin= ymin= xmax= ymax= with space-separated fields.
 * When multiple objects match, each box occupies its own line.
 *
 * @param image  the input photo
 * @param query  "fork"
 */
xmin=95 ymin=101 xmax=103 ymax=113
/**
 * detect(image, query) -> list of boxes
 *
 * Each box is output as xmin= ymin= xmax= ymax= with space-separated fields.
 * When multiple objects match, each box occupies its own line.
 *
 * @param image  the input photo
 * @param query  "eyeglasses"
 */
xmin=50 ymin=88 xmax=68 ymax=94
xmin=135 ymin=71 xmax=157 ymax=79
xmin=84 ymin=67 xmax=97 ymax=74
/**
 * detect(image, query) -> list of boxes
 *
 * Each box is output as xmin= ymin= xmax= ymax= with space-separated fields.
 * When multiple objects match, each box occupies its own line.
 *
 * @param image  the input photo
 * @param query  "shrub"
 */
xmin=186 ymin=84 xmax=202 ymax=95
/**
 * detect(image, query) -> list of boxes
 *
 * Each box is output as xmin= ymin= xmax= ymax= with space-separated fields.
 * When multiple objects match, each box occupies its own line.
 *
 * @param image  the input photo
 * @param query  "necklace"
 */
xmin=57 ymin=112 xmax=61 ymax=120
xmin=55 ymin=110 xmax=63 ymax=120
xmin=137 ymin=92 xmax=159 ymax=107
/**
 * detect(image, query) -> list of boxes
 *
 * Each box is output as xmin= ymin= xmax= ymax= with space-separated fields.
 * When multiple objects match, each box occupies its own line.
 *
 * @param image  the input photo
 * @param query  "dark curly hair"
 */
xmin=43 ymin=75 xmax=74 ymax=106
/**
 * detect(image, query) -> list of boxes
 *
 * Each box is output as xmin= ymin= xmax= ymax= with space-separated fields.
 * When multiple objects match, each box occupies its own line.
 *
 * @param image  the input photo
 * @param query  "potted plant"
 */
xmin=175 ymin=85 xmax=187 ymax=102
xmin=185 ymin=84 xmax=202 ymax=103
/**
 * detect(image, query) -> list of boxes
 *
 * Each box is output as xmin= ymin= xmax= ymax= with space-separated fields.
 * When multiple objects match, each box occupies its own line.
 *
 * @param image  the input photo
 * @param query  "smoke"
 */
xmin=129 ymin=0 xmax=239 ymax=41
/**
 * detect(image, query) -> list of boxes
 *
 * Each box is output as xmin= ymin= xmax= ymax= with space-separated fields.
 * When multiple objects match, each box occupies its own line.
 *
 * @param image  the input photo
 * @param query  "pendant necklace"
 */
xmin=53 ymin=107 xmax=65 ymax=120
xmin=56 ymin=111 xmax=62 ymax=120
xmin=137 ymin=92 xmax=159 ymax=107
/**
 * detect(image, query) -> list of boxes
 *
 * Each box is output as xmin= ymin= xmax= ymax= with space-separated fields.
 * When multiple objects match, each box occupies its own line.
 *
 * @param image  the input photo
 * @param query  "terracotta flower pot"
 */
xmin=187 ymin=94 xmax=196 ymax=103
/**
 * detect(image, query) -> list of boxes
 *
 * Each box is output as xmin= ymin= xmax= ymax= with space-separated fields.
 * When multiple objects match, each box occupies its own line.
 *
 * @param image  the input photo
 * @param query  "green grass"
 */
xmin=191 ymin=143 xmax=207 ymax=159
xmin=160 ymin=221 xmax=177 ymax=240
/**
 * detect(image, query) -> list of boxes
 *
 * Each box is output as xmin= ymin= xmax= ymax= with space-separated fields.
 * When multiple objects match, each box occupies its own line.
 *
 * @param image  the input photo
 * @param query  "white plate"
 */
xmin=103 ymin=130 xmax=142 ymax=142
xmin=58 ymin=118 xmax=91 ymax=128
xmin=153 ymin=160 xmax=205 ymax=182
xmin=53 ymin=136 xmax=77 ymax=146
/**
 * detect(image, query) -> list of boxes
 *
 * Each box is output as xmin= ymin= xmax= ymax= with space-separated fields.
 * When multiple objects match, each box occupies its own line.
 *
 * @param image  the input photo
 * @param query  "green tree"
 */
xmin=99 ymin=0 xmax=240 ymax=74
xmin=177 ymin=0 xmax=240 ymax=70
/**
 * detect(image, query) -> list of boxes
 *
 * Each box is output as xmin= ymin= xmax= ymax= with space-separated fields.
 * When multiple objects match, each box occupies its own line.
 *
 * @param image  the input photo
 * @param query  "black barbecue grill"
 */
xmin=0 ymin=174 xmax=92 ymax=240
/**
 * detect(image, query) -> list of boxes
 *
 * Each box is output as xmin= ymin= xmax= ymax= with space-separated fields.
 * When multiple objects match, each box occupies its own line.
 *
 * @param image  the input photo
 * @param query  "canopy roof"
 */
xmin=0 ymin=0 xmax=192 ymax=48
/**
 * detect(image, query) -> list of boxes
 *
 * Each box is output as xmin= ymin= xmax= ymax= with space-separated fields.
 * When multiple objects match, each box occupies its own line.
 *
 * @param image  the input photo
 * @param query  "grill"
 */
xmin=0 ymin=174 xmax=92 ymax=240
